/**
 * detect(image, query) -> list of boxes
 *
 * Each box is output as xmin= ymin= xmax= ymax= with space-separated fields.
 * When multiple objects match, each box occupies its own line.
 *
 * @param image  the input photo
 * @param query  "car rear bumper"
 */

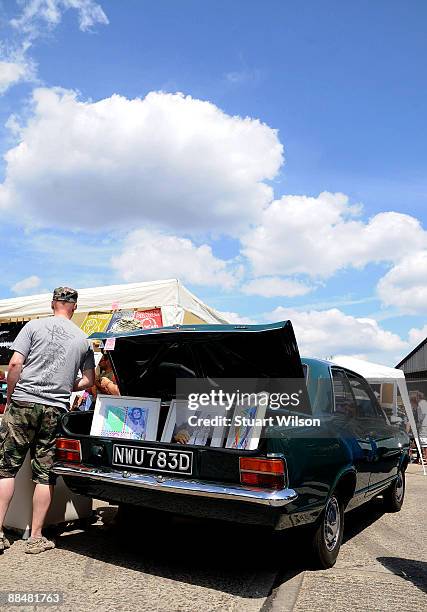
xmin=52 ymin=462 xmax=298 ymax=508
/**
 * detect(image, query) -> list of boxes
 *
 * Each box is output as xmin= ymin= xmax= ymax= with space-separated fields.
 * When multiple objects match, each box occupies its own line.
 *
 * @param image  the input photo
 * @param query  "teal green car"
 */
xmin=53 ymin=321 xmax=410 ymax=568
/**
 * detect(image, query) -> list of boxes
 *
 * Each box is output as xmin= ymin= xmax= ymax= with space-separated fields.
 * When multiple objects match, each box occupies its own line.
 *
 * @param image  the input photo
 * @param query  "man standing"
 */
xmin=0 ymin=287 xmax=95 ymax=554
xmin=416 ymin=393 xmax=427 ymax=463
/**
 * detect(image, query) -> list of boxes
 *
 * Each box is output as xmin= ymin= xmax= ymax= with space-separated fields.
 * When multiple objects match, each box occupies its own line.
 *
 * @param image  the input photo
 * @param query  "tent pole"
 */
xmin=397 ymin=379 xmax=426 ymax=476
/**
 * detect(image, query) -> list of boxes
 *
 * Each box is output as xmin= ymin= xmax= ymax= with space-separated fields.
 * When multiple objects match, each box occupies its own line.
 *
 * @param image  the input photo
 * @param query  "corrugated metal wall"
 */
xmin=400 ymin=341 xmax=427 ymax=374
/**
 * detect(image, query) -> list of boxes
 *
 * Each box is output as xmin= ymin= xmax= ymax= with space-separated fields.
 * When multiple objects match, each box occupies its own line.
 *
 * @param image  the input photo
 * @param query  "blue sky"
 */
xmin=0 ymin=0 xmax=427 ymax=364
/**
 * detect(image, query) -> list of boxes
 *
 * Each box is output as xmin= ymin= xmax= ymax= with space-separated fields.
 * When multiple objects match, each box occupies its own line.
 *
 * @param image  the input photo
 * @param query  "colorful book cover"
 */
xmin=134 ymin=308 xmax=163 ymax=329
xmin=80 ymin=312 xmax=112 ymax=336
xmin=105 ymin=310 xmax=135 ymax=333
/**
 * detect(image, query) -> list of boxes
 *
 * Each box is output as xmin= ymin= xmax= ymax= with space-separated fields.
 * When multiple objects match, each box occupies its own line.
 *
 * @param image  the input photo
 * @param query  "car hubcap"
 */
xmin=324 ymin=496 xmax=340 ymax=551
xmin=395 ymin=472 xmax=404 ymax=502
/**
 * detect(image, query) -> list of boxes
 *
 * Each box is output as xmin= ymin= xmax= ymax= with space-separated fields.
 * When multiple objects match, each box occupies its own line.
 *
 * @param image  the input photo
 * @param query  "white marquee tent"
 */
xmin=333 ymin=355 xmax=426 ymax=475
xmin=0 ymin=279 xmax=228 ymax=327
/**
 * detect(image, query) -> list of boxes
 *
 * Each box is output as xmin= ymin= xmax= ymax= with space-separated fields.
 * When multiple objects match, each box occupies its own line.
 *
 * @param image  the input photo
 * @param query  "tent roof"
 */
xmin=0 ymin=278 xmax=228 ymax=325
xmin=332 ymin=355 xmax=405 ymax=380
xmin=334 ymin=356 xmax=426 ymax=475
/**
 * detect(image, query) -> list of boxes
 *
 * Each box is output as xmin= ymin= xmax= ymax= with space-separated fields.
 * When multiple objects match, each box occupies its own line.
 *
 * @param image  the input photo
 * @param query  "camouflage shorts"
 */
xmin=0 ymin=400 xmax=62 ymax=485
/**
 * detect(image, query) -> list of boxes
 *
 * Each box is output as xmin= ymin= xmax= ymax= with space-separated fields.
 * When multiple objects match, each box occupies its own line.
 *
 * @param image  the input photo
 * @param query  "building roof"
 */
xmin=396 ymin=335 xmax=427 ymax=373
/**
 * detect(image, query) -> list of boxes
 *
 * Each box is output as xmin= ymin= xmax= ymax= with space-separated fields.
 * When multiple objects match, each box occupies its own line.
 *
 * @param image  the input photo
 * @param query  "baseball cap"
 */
xmin=52 ymin=286 xmax=78 ymax=303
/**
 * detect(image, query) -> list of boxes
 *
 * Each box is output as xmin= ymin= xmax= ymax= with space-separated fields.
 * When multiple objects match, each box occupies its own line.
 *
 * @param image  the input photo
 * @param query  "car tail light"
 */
xmin=56 ymin=438 xmax=81 ymax=462
xmin=239 ymin=457 xmax=286 ymax=490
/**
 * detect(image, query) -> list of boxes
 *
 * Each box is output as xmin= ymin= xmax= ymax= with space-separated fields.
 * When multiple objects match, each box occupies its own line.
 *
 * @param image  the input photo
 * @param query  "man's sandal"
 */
xmin=0 ymin=534 xmax=11 ymax=553
xmin=25 ymin=536 xmax=55 ymax=554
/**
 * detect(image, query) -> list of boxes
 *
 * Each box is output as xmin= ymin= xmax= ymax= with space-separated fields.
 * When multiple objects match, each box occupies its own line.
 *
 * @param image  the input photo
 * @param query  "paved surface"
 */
xmin=0 ymin=465 xmax=426 ymax=612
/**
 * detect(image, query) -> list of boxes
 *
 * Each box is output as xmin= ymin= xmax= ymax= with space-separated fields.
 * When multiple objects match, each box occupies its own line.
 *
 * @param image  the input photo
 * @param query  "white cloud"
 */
xmin=408 ymin=323 xmax=427 ymax=348
xmin=0 ymin=88 xmax=283 ymax=233
xmin=11 ymin=0 xmax=108 ymax=36
xmin=0 ymin=60 xmax=29 ymax=94
xmin=0 ymin=1 xmax=107 ymax=94
xmin=377 ymin=250 xmax=427 ymax=314
xmin=218 ymin=311 xmax=259 ymax=325
xmin=112 ymin=228 xmax=239 ymax=289
xmin=11 ymin=274 xmax=41 ymax=294
xmin=0 ymin=43 xmax=36 ymax=94
xmin=242 ymin=276 xmax=313 ymax=298
xmin=264 ymin=306 xmax=407 ymax=359
xmin=241 ymin=192 xmax=427 ymax=278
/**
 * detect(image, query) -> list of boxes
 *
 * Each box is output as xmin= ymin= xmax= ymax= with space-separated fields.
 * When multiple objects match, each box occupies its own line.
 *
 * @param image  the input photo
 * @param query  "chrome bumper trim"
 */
xmin=53 ymin=463 xmax=298 ymax=508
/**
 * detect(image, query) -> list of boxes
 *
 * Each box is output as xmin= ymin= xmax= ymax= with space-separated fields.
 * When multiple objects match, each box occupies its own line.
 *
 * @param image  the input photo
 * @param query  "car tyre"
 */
xmin=310 ymin=493 xmax=344 ymax=569
xmin=383 ymin=468 xmax=405 ymax=513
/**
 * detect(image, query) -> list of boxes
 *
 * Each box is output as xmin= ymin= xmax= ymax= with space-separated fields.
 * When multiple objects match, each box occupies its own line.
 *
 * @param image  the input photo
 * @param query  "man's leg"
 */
xmin=25 ymin=404 xmax=61 ymax=552
xmin=0 ymin=402 xmax=33 ymax=543
xmin=30 ymin=483 xmax=54 ymax=539
xmin=0 ymin=477 xmax=15 ymax=532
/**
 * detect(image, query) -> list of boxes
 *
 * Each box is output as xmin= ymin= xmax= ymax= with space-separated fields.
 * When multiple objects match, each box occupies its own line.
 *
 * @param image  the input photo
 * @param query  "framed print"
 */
xmin=160 ymin=401 xmax=176 ymax=443
xmin=170 ymin=399 xmax=228 ymax=447
xmin=225 ymin=393 xmax=268 ymax=450
xmin=90 ymin=394 xmax=161 ymax=441
xmin=188 ymin=403 xmax=228 ymax=447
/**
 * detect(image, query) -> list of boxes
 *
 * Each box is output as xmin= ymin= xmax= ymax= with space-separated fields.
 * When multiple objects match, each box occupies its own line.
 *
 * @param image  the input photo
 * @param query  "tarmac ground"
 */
xmin=0 ymin=464 xmax=426 ymax=612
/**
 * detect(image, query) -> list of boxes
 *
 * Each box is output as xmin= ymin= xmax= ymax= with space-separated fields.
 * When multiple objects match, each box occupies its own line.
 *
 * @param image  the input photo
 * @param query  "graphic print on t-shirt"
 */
xmin=37 ymin=323 xmax=75 ymax=392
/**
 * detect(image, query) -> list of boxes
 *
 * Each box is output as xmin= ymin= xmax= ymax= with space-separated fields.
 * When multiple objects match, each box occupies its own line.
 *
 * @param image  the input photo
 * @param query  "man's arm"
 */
xmin=7 ymin=351 xmax=25 ymax=404
xmin=73 ymin=368 xmax=95 ymax=392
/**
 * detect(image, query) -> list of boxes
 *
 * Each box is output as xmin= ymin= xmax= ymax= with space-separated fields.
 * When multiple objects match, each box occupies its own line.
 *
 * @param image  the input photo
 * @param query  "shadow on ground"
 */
xmin=342 ymin=496 xmax=385 ymax=543
xmin=269 ymin=497 xmax=386 ymax=593
xmin=50 ymin=497 xmax=387 ymax=600
xmin=378 ymin=557 xmax=427 ymax=595
xmin=54 ymin=505 xmax=282 ymax=599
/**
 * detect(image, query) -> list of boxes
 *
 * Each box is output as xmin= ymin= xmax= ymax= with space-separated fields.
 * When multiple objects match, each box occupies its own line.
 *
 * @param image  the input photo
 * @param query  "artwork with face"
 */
xmin=163 ymin=399 xmax=228 ymax=447
xmin=90 ymin=395 xmax=160 ymax=441
xmin=124 ymin=406 xmax=148 ymax=439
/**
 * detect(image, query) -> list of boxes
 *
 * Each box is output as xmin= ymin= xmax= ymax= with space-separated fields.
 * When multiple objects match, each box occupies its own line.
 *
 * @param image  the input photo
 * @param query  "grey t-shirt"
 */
xmin=11 ymin=316 xmax=95 ymax=410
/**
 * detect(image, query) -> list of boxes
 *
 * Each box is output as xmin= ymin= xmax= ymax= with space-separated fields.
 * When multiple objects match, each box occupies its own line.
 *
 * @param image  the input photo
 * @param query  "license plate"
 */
xmin=112 ymin=444 xmax=193 ymax=476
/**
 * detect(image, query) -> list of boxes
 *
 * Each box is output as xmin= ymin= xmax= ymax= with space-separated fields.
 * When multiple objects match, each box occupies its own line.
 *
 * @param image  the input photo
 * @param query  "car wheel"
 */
xmin=310 ymin=493 xmax=344 ymax=569
xmin=383 ymin=468 xmax=405 ymax=512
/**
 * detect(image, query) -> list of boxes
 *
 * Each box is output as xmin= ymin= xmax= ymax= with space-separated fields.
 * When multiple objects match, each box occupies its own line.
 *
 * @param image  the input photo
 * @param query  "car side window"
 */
xmin=331 ymin=369 xmax=357 ymax=417
xmin=346 ymin=373 xmax=382 ymax=419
